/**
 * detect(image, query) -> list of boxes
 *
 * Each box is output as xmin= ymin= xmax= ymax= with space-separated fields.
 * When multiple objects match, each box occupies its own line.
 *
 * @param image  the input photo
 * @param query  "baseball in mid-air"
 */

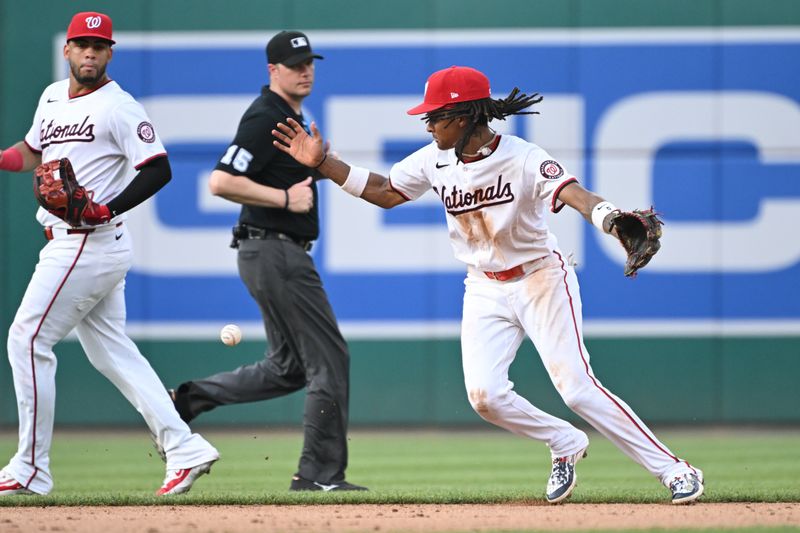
xmin=220 ymin=324 xmax=242 ymax=346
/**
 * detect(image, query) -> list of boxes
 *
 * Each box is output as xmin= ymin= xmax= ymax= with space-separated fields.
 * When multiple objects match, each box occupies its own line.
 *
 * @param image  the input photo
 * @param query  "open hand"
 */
xmin=272 ymin=118 xmax=325 ymax=168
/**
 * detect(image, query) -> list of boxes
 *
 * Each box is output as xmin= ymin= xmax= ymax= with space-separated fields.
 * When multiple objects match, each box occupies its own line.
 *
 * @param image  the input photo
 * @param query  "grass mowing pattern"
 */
xmin=0 ymin=428 xmax=797 ymax=506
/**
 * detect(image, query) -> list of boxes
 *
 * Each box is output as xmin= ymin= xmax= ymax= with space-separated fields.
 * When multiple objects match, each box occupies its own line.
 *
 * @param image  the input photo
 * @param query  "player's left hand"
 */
xmin=272 ymin=118 xmax=325 ymax=168
xmin=607 ymin=207 xmax=664 ymax=277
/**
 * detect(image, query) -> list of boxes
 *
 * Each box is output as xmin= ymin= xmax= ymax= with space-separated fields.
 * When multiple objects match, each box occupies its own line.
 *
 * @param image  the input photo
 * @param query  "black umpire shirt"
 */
xmin=215 ymin=85 xmax=320 ymax=241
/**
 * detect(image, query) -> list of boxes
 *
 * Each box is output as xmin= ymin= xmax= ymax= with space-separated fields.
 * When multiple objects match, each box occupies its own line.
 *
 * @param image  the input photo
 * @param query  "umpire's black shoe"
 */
xmin=289 ymin=476 xmax=368 ymax=492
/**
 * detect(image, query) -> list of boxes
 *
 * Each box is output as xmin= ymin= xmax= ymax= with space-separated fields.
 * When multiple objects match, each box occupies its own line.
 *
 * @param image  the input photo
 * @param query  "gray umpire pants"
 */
xmin=174 ymin=237 xmax=351 ymax=484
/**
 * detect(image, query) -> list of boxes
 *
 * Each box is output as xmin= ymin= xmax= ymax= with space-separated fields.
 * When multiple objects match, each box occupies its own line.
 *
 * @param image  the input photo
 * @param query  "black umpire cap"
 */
xmin=267 ymin=30 xmax=324 ymax=66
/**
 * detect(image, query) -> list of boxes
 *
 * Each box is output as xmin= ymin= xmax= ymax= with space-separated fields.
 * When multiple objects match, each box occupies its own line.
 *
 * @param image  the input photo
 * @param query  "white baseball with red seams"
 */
xmin=2 ymin=78 xmax=218 ymax=495
xmin=390 ymin=134 xmax=702 ymax=488
xmin=220 ymin=324 xmax=242 ymax=346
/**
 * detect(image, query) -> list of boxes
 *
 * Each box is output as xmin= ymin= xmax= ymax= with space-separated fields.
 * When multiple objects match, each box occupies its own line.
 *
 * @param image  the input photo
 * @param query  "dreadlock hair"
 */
xmin=424 ymin=88 xmax=544 ymax=162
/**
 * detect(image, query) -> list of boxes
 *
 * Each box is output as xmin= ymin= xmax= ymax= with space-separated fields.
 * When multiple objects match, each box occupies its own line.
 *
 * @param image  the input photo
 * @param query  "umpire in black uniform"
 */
xmin=171 ymin=31 xmax=366 ymax=492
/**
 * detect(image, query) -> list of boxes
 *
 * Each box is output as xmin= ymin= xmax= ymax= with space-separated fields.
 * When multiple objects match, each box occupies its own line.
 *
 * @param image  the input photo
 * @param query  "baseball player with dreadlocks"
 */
xmin=273 ymin=65 xmax=704 ymax=504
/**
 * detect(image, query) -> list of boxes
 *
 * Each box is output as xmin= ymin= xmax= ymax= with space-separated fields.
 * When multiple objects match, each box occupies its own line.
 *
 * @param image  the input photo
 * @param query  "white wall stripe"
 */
xmin=100 ymin=320 xmax=800 ymax=341
xmin=56 ymin=27 xmax=800 ymax=51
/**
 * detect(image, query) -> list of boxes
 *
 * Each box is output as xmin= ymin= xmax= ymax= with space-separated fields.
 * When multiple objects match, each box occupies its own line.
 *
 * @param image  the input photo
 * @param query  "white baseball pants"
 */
xmin=461 ymin=250 xmax=700 ymax=486
xmin=4 ymin=224 xmax=218 ymax=494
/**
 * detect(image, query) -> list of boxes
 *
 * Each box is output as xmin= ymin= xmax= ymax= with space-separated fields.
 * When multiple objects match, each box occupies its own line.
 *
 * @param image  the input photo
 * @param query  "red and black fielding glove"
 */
xmin=607 ymin=207 xmax=664 ymax=277
xmin=33 ymin=158 xmax=110 ymax=226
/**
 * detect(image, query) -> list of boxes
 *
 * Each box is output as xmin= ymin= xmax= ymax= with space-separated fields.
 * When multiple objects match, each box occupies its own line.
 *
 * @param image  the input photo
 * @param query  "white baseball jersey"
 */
xmin=389 ymin=133 xmax=700 ymax=493
xmin=24 ymin=79 xmax=166 ymax=228
xmin=3 ymin=78 xmax=218 ymax=495
xmin=389 ymin=135 xmax=577 ymax=272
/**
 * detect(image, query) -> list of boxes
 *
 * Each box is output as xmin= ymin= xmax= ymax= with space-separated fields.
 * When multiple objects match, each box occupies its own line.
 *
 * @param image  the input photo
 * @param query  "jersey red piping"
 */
xmin=551 ymin=178 xmax=578 ymax=213
xmin=23 ymin=140 xmax=42 ymax=155
xmin=134 ymin=152 xmax=168 ymax=170
xmin=25 ymin=233 xmax=89 ymax=488
xmin=388 ymin=177 xmax=412 ymax=201
xmin=553 ymin=249 xmax=680 ymax=464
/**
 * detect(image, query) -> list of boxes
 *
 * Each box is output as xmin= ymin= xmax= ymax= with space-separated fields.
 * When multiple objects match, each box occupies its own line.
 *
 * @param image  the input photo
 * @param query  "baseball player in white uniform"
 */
xmin=273 ymin=65 xmax=705 ymax=504
xmin=0 ymin=12 xmax=218 ymax=496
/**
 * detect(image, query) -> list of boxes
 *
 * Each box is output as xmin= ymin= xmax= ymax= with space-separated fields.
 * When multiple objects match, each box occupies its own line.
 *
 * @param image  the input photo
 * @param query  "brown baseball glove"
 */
xmin=607 ymin=207 xmax=664 ymax=277
xmin=33 ymin=158 xmax=92 ymax=227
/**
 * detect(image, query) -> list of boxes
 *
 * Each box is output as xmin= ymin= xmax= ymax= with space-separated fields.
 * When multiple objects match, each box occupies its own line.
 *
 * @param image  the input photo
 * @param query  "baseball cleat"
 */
xmin=289 ymin=476 xmax=368 ymax=492
xmin=670 ymin=472 xmax=704 ymax=504
xmin=0 ymin=469 xmax=34 ymax=496
xmin=156 ymin=458 xmax=217 ymax=496
xmin=546 ymin=447 xmax=588 ymax=504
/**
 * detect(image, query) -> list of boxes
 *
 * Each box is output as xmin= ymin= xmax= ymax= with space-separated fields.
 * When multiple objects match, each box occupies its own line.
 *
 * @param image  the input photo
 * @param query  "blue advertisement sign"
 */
xmin=58 ymin=30 xmax=800 ymax=336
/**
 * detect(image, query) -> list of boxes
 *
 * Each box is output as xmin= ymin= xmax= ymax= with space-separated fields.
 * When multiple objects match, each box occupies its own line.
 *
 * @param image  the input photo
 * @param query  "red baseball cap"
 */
xmin=407 ymin=66 xmax=491 ymax=115
xmin=67 ymin=12 xmax=115 ymax=45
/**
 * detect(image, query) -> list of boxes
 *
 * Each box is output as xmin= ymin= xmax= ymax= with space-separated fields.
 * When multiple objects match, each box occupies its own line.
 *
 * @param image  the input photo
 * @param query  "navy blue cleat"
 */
xmin=546 ymin=448 xmax=588 ymax=504
xmin=670 ymin=472 xmax=704 ymax=504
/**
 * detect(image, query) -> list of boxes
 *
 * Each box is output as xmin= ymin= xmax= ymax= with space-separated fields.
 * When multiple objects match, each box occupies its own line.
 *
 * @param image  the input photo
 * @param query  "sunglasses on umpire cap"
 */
xmin=407 ymin=66 xmax=491 ymax=115
xmin=267 ymin=30 xmax=324 ymax=67
xmin=67 ymin=11 xmax=115 ymax=45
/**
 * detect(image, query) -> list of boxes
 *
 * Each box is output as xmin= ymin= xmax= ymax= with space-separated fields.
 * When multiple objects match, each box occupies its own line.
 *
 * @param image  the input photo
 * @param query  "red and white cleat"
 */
xmin=156 ymin=459 xmax=217 ymax=496
xmin=0 ymin=469 xmax=34 ymax=496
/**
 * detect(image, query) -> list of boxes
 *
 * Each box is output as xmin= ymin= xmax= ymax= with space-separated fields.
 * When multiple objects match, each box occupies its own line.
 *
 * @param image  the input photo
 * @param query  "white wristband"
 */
xmin=341 ymin=165 xmax=369 ymax=197
xmin=591 ymin=201 xmax=619 ymax=232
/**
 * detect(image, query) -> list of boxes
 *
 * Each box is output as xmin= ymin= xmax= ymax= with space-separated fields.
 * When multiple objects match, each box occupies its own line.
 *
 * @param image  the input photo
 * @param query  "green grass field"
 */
xmin=0 ymin=427 xmax=798 ymax=506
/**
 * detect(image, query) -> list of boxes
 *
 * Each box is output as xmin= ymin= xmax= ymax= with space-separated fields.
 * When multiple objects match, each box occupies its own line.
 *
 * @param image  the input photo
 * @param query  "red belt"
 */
xmin=484 ymin=264 xmax=525 ymax=281
xmin=44 ymin=222 xmax=123 ymax=241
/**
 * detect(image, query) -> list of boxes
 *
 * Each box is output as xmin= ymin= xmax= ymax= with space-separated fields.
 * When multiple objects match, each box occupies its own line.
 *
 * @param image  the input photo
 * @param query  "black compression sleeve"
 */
xmin=106 ymin=156 xmax=172 ymax=216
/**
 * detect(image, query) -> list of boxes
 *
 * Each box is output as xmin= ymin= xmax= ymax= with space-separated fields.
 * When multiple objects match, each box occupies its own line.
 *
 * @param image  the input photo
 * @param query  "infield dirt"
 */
xmin=1 ymin=502 xmax=798 ymax=532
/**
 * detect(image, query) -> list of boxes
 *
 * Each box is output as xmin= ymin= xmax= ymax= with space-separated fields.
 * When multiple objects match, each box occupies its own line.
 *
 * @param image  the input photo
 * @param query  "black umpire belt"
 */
xmin=233 ymin=224 xmax=313 ymax=252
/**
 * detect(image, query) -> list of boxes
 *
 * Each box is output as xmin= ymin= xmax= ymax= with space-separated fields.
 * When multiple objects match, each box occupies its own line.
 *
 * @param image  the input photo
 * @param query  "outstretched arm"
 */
xmin=557 ymin=181 xmax=619 ymax=236
xmin=557 ymin=180 xmax=663 ymax=277
xmin=272 ymin=118 xmax=407 ymax=209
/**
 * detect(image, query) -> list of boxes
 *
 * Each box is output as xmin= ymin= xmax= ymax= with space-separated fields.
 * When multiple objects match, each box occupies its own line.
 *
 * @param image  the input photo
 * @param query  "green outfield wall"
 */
xmin=1 ymin=0 xmax=799 ymax=427
xmin=0 ymin=336 xmax=794 ymax=427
